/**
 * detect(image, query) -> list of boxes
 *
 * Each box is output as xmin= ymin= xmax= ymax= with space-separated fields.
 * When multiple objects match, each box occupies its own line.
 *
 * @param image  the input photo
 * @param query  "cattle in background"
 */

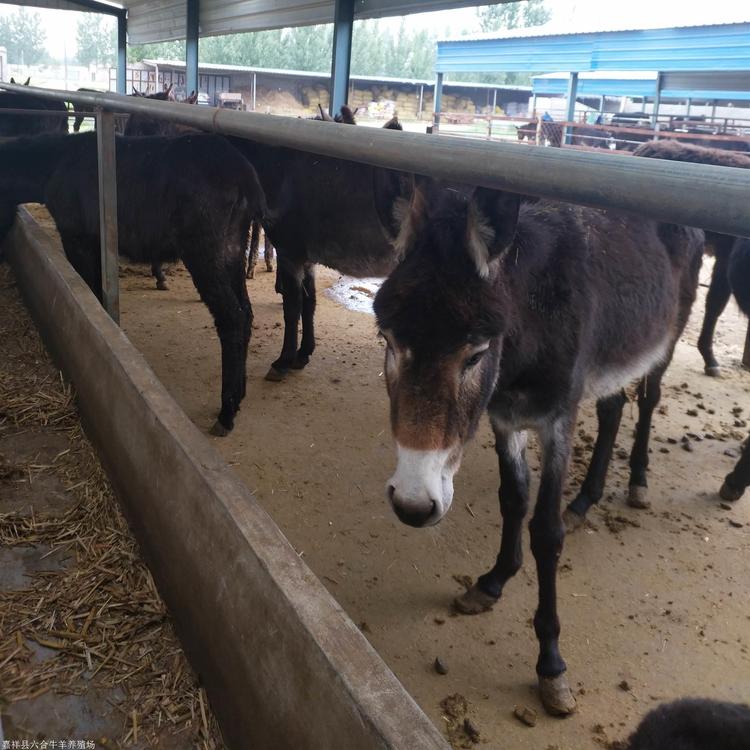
xmin=371 ymin=174 xmax=702 ymax=716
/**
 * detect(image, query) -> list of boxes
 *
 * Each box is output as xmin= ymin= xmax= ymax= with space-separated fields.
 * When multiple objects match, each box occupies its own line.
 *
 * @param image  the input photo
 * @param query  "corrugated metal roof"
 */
xmin=436 ymin=21 xmax=750 ymax=74
xmin=126 ymin=0 xmax=499 ymax=45
xmin=0 ymin=0 xmax=123 ymax=14
xmin=532 ymin=70 xmax=750 ymax=102
xmin=143 ymin=58 xmax=531 ymax=92
xmin=438 ymin=19 xmax=750 ymax=43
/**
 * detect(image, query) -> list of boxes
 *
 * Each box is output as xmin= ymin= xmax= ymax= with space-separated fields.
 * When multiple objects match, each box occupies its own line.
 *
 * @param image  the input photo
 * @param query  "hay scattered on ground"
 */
xmin=0 ymin=264 xmax=225 ymax=748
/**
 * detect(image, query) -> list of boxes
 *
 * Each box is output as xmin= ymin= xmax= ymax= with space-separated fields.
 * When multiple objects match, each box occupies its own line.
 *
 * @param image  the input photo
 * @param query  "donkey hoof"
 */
xmin=562 ymin=508 xmax=585 ymax=534
xmin=627 ymin=485 xmax=651 ymax=509
xmin=539 ymin=674 xmax=577 ymax=716
xmin=291 ymin=353 xmax=310 ymax=370
xmin=210 ymin=420 xmax=230 ymax=437
xmin=156 ymin=280 xmax=169 ymax=291
xmin=719 ymin=480 xmax=743 ymax=502
xmin=264 ymin=367 xmax=287 ymax=382
xmin=704 ymin=365 xmax=721 ymax=377
xmin=453 ymin=585 xmax=497 ymax=615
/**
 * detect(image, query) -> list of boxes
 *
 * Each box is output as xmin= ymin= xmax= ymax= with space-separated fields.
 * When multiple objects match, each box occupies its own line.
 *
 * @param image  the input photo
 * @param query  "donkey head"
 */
xmin=184 ymin=90 xmax=199 ymax=105
xmin=373 ymin=176 xmax=521 ymax=527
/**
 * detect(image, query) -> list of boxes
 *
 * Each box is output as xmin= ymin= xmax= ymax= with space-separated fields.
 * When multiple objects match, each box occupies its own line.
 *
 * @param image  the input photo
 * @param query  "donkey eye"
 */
xmin=464 ymin=350 xmax=486 ymax=370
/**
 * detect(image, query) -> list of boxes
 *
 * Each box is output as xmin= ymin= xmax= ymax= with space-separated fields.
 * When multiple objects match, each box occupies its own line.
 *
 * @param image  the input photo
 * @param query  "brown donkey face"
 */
xmin=379 ymin=327 xmax=501 ymax=527
xmin=374 ymin=180 xmax=519 ymax=528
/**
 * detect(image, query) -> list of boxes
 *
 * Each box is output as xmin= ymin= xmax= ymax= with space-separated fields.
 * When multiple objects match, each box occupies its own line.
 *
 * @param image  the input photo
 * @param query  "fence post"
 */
xmin=96 ymin=108 xmax=120 ymax=323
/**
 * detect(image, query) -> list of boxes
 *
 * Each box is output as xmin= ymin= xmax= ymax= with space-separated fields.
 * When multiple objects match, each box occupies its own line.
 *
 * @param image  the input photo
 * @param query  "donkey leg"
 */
xmin=183 ymin=254 xmax=246 ymax=435
xmin=264 ymin=236 xmax=275 ymax=272
xmin=698 ymin=249 xmax=731 ymax=376
xmin=720 ymin=439 xmax=750 ymax=501
xmin=293 ymin=265 xmax=316 ymax=369
xmin=60 ymin=235 xmax=103 ymax=301
xmin=531 ymin=415 xmax=576 ymax=716
xmin=267 ymin=260 xmax=302 ymax=381
xmin=229 ymin=254 xmax=253 ymax=401
xmin=455 ymin=427 xmax=530 ymax=615
xmin=627 ymin=365 xmax=667 ymax=509
xmin=246 ymin=222 xmax=260 ymax=280
xmin=564 ymin=390 xmax=627 ymax=532
xmin=152 ymin=262 xmax=168 ymax=291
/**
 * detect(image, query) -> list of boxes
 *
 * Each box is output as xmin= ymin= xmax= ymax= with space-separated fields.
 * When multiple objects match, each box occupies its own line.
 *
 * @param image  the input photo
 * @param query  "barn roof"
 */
xmin=436 ymin=21 xmax=750 ymax=73
xmin=0 ymin=0 xmax=500 ymax=44
xmin=144 ymin=58 xmax=532 ymax=94
xmin=532 ymin=70 xmax=750 ymax=103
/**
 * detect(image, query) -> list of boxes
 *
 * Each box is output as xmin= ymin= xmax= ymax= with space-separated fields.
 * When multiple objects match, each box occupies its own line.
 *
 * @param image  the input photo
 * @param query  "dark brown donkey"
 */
xmin=0 ymin=132 xmax=265 ymax=435
xmin=229 ymin=107 xmax=403 ymax=380
xmin=372 ymin=177 xmax=702 ymax=716
xmin=634 ymin=139 xmax=750 ymax=375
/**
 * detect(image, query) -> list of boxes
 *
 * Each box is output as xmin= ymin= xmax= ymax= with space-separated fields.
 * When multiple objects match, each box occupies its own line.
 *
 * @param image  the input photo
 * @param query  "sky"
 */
xmin=0 ymin=1 xmax=748 ymax=60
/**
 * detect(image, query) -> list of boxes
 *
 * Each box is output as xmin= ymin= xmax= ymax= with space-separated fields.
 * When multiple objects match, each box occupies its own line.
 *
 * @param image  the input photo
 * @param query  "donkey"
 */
xmin=625 ymin=698 xmax=750 ymax=750
xmin=719 ymin=238 xmax=750 ymax=502
xmin=228 ymin=106 xmax=403 ymax=380
xmin=0 ymin=132 xmax=265 ymax=435
xmin=0 ymin=86 xmax=69 ymax=137
xmin=372 ymin=175 xmax=703 ymax=716
xmin=634 ymin=139 xmax=750 ymax=375
xmin=122 ymin=87 xmax=201 ymax=290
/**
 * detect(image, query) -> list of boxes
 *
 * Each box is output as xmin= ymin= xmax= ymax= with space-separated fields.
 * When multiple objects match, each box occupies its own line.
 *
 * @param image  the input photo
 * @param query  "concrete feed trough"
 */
xmin=2 ymin=207 xmax=449 ymax=750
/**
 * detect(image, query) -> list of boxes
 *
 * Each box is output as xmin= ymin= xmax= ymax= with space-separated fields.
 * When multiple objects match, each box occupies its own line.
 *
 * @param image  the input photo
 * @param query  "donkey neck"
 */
xmin=0 ymin=133 xmax=81 ymax=205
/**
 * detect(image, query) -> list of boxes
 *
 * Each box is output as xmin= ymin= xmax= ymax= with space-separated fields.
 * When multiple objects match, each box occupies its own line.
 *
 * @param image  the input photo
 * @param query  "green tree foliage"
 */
xmin=128 ymin=40 xmax=186 ymax=64
xmin=477 ymin=0 xmax=551 ymax=32
xmin=449 ymin=1 xmax=552 ymax=85
xmin=76 ymin=14 xmax=116 ymax=66
xmin=131 ymin=20 xmax=435 ymax=80
xmin=0 ymin=7 xmax=47 ymax=65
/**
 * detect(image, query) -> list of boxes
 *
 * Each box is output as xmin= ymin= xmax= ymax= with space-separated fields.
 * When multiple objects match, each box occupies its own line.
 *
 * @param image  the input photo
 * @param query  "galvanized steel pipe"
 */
xmin=2 ymin=82 xmax=750 ymax=238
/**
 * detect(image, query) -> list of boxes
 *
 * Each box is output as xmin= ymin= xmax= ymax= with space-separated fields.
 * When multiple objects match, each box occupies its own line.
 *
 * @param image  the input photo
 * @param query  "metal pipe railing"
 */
xmin=2 ymin=82 xmax=750 ymax=239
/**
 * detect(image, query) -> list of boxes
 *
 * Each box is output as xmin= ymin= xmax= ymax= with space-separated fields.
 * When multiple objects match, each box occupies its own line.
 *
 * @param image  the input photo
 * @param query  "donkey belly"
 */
xmin=583 ymin=334 xmax=671 ymax=400
xmin=311 ymin=238 xmax=398 ymax=278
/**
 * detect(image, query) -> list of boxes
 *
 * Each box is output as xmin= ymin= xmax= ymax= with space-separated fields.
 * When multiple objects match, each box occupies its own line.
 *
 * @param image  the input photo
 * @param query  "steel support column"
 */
xmin=96 ymin=109 xmax=119 ymax=322
xmin=116 ymin=12 xmax=127 ymax=95
xmin=563 ymin=72 xmax=578 ymax=145
xmin=652 ymin=72 xmax=663 ymax=126
xmin=432 ymin=72 xmax=444 ymax=133
xmin=330 ymin=0 xmax=354 ymax=116
xmin=186 ymin=0 xmax=199 ymax=98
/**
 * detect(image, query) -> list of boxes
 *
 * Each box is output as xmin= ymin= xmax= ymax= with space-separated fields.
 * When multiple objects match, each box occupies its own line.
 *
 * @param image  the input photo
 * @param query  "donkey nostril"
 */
xmin=387 ymin=485 xmax=396 ymax=504
xmin=392 ymin=498 xmax=438 ymax=528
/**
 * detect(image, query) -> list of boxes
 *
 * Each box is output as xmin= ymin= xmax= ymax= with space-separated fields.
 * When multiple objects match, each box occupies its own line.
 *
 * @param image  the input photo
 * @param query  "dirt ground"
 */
xmin=26 ymin=210 xmax=750 ymax=748
xmin=0 ymin=256 xmax=224 ymax=747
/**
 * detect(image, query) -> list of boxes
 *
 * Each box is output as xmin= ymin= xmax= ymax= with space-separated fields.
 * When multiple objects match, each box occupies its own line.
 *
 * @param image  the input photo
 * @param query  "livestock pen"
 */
xmin=1 ymin=84 xmax=750 ymax=749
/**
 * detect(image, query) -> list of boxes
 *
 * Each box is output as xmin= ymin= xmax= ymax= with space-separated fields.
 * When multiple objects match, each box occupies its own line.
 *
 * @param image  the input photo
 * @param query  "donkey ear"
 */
xmin=470 ymin=187 xmax=521 ymax=264
xmin=338 ymin=105 xmax=356 ymax=124
xmin=23 ymin=77 xmax=31 ymax=86
xmin=373 ymin=167 xmax=415 ymax=245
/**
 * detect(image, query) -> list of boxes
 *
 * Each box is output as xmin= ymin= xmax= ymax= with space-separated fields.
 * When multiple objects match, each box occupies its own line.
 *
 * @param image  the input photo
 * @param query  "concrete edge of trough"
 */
xmin=3 ymin=208 xmax=450 ymax=750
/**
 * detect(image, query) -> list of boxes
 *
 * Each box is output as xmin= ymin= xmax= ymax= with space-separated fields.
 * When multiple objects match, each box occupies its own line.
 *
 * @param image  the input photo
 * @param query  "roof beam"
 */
xmin=0 ymin=0 xmax=126 ymax=17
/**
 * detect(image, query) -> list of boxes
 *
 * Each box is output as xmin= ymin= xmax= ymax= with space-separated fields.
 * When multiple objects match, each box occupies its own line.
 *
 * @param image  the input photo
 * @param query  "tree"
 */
xmin=0 ymin=7 xmax=47 ymax=65
xmin=477 ymin=1 xmax=551 ymax=33
xmin=448 ymin=1 xmax=552 ymax=85
xmin=128 ymin=40 xmax=186 ymax=64
xmin=76 ymin=14 xmax=115 ymax=66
